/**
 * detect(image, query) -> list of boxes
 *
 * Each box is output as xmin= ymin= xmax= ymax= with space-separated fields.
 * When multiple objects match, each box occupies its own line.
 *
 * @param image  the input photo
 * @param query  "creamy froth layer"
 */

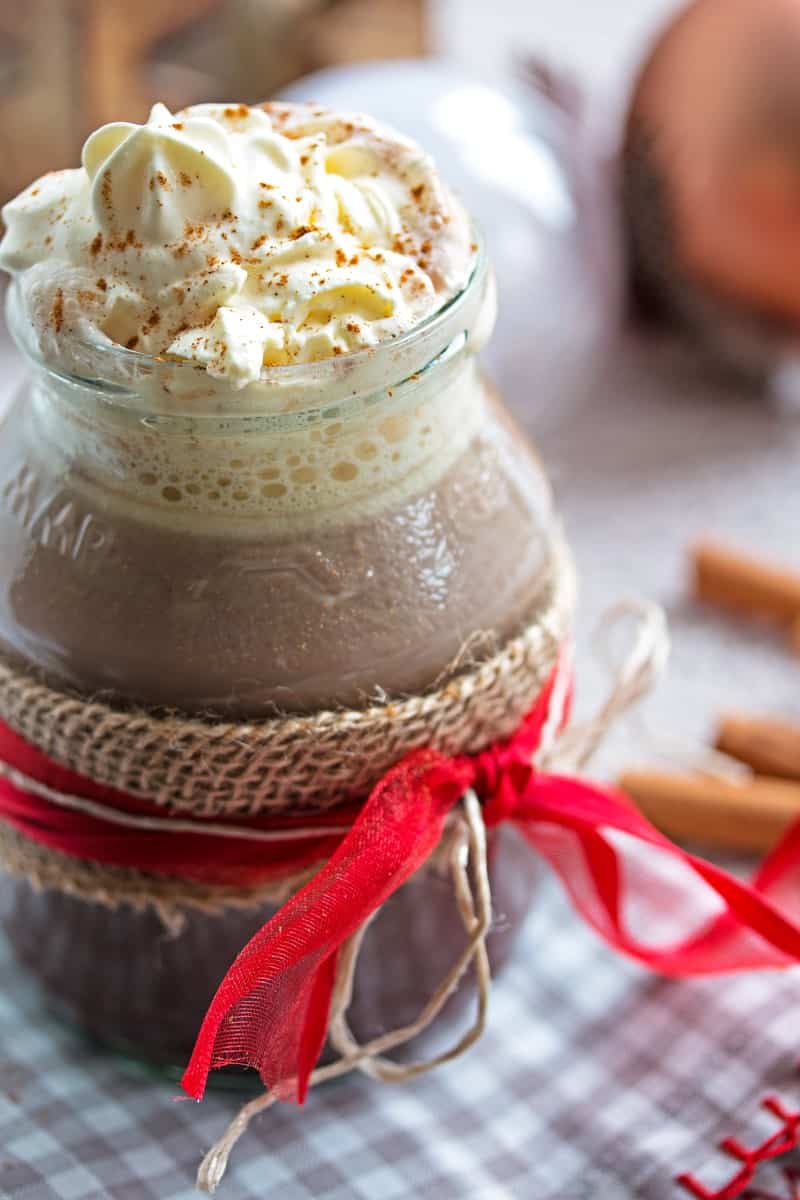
xmin=36 ymin=354 xmax=486 ymax=527
xmin=0 ymin=102 xmax=475 ymax=388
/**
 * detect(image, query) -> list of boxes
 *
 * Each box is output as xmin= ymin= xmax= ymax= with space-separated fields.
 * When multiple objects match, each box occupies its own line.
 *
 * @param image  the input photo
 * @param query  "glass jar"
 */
xmin=0 ymin=240 xmax=562 ymax=1069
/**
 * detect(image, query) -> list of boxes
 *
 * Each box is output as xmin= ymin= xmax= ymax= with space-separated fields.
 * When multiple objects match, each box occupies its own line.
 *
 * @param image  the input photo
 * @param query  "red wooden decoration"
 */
xmin=678 ymin=1097 xmax=800 ymax=1200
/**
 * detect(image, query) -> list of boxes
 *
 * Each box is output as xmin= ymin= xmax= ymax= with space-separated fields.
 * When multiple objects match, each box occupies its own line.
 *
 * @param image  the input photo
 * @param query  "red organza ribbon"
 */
xmin=2 ymin=667 xmax=800 ymax=1109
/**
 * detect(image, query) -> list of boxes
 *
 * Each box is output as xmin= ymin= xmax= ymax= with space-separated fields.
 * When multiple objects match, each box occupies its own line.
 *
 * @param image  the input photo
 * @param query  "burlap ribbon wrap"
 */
xmin=0 ymin=538 xmax=575 ymax=913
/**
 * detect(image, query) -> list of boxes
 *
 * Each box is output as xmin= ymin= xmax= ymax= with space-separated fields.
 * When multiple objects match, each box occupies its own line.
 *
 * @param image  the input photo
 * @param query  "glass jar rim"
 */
xmin=6 ymin=229 xmax=490 ymax=421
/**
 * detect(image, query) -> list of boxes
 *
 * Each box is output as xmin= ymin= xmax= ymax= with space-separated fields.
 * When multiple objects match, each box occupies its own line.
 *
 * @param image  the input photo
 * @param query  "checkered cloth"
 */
xmin=4 ymin=268 xmax=800 ymax=1197
xmin=2 ymin=867 xmax=800 ymax=1200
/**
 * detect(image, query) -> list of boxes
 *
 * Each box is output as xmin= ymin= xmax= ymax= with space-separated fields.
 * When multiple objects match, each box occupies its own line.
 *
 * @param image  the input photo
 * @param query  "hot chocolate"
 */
xmin=0 ymin=100 xmax=565 ymax=1069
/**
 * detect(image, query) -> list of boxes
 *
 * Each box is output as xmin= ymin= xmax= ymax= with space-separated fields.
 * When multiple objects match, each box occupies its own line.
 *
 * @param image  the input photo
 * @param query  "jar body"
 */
xmin=0 ymin=361 xmax=554 ymax=714
xmin=0 ymin=270 xmax=562 ymax=1067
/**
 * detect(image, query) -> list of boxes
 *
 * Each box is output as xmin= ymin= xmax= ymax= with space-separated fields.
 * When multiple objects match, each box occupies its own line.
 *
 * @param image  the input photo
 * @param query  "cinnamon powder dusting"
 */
xmin=0 ymin=101 xmax=476 ymax=383
xmin=100 ymin=170 xmax=113 ymax=221
xmin=52 ymin=289 xmax=64 ymax=333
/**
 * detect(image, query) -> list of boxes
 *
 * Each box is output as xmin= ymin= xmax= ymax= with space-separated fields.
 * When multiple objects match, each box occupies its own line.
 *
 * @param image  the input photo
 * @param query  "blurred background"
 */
xmin=3 ymin=0 xmax=672 ymax=437
xmin=0 ymin=0 xmax=674 ymax=201
xmin=0 ymin=0 xmax=425 ymax=201
xmin=2 ymin=0 xmax=800 ymax=761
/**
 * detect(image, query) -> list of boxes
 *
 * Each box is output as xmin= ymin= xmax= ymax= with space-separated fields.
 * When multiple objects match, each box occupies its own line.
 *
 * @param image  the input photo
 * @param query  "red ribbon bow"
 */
xmin=2 ymin=665 xmax=800 ymax=1112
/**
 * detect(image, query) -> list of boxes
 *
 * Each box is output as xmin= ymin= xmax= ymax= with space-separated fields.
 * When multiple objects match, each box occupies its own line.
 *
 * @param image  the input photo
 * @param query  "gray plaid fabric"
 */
xmin=2 ymin=873 xmax=799 ymax=1200
xmin=4 ymin=175 xmax=800 ymax=1200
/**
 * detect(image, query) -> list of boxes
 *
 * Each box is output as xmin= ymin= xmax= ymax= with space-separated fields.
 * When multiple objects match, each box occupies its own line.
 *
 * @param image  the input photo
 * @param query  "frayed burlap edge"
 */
xmin=0 ymin=535 xmax=575 ymax=816
xmin=0 ymin=823 xmax=322 ymax=926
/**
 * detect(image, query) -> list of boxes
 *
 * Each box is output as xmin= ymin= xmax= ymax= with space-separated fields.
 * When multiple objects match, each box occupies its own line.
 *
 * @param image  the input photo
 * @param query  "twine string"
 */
xmin=0 ymin=761 xmax=353 ymax=841
xmin=548 ymin=598 xmax=747 ymax=782
xmin=197 ymin=789 xmax=492 ymax=1193
xmin=542 ymin=599 xmax=670 ymax=774
xmin=326 ymin=789 xmax=492 ymax=1084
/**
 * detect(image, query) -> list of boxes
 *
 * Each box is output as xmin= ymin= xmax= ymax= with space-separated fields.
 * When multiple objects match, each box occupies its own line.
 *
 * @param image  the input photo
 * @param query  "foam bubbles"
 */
xmin=46 ymin=360 xmax=485 ymax=528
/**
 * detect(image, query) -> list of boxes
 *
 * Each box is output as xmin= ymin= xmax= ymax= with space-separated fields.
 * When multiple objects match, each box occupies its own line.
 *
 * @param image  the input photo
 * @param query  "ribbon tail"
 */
xmin=181 ymin=749 xmax=471 ymax=1104
xmin=509 ymin=773 xmax=800 ymax=975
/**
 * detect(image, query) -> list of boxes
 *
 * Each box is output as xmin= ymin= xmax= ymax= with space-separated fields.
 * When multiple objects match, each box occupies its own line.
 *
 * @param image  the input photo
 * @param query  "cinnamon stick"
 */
xmin=716 ymin=713 xmax=800 ymax=782
xmin=791 ymin=616 xmax=800 ymax=657
xmin=619 ymin=769 xmax=800 ymax=853
xmin=691 ymin=540 xmax=800 ymax=626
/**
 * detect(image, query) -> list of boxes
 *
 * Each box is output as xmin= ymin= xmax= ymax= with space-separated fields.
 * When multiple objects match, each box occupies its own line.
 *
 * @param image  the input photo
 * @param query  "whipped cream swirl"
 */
xmin=0 ymin=102 xmax=475 ymax=387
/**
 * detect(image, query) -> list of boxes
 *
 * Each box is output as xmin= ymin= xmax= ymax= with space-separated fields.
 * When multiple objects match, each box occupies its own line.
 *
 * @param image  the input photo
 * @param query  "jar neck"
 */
xmin=11 ymin=242 xmax=495 ymax=530
xmin=27 ymin=337 xmax=489 ymax=532
xmin=7 ymin=238 xmax=493 ymax=419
